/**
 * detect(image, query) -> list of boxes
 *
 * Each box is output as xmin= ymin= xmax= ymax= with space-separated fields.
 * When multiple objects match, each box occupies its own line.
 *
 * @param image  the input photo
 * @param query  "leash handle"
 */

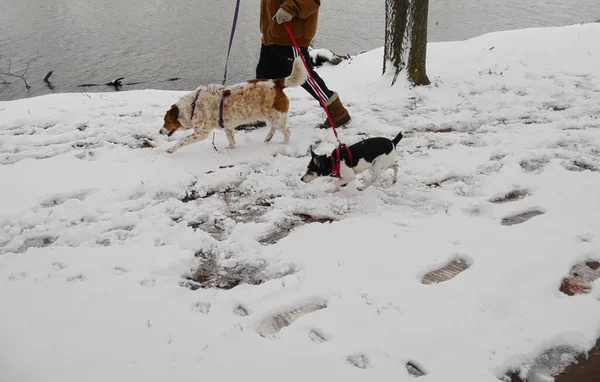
xmin=283 ymin=22 xmax=338 ymax=141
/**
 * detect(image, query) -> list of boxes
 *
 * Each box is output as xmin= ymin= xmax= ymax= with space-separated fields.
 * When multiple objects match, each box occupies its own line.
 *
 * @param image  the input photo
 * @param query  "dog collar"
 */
xmin=330 ymin=143 xmax=353 ymax=178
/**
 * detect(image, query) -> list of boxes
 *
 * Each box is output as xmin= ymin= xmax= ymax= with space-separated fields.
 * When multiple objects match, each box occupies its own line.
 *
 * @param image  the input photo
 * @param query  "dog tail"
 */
xmin=283 ymin=57 xmax=308 ymax=88
xmin=392 ymin=131 xmax=404 ymax=147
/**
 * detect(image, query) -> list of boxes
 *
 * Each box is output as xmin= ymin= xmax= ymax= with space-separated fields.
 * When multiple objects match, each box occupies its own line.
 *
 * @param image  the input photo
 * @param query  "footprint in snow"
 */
xmin=576 ymin=233 xmax=594 ymax=243
xmin=233 ymin=304 xmax=250 ymax=317
xmin=519 ymin=157 xmax=548 ymax=173
xmin=112 ymin=266 xmax=129 ymax=275
xmin=140 ymin=278 xmax=156 ymax=288
xmin=66 ymin=274 xmax=86 ymax=283
xmin=255 ymin=298 xmax=328 ymax=337
xmin=489 ymin=189 xmax=530 ymax=204
xmin=191 ymin=302 xmax=211 ymax=314
xmin=406 ymin=361 xmax=427 ymax=377
xmin=308 ymin=329 xmax=328 ymax=344
xmin=52 ymin=262 xmax=66 ymax=271
xmin=421 ymin=255 xmax=472 ymax=285
xmin=346 ymin=354 xmax=371 ymax=369
xmin=8 ymin=272 xmax=28 ymax=281
xmin=501 ymin=209 xmax=545 ymax=226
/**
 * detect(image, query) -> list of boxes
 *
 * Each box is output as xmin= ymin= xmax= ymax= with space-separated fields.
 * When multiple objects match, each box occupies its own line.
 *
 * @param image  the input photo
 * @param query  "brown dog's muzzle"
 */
xmin=159 ymin=127 xmax=177 ymax=136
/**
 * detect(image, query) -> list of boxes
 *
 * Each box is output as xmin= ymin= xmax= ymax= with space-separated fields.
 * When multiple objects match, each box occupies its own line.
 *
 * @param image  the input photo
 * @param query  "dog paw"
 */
xmin=325 ymin=188 xmax=338 ymax=194
xmin=166 ymin=147 xmax=175 ymax=154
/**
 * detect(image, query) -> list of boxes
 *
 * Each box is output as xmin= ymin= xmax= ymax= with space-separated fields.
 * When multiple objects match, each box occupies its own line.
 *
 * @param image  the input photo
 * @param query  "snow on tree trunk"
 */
xmin=383 ymin=0 xmax=431 ymax=86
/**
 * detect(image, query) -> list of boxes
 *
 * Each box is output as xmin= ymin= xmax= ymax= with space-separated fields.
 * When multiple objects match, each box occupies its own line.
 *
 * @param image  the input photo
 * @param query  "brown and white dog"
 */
xmin=160 ymin=57 xmax=307 ymax=154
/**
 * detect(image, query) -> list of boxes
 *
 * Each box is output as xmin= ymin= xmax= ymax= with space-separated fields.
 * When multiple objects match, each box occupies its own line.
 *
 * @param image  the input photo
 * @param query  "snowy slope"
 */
xmin=1 ymin=23 xmax=600 ymax=382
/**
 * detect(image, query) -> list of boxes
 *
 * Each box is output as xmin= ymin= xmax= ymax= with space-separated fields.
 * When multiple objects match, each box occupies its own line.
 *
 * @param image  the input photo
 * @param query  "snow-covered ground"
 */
xmin=1 ymin=23 xmax=600 ymax=382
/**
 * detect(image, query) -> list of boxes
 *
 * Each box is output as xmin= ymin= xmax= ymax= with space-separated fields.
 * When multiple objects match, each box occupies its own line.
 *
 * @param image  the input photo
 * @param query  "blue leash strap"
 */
xmin=218 ymin=0 xmax=241 ymax=128
xmin=191 ymin=0 xmax=240 ymax=124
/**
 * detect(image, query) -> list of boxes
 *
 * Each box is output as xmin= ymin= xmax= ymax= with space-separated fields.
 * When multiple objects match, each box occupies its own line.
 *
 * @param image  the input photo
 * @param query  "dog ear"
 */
xmin=310 ymin=146 xmax=317 ymax=158
xmin=168 ymin=104 xmax=179 ymax=119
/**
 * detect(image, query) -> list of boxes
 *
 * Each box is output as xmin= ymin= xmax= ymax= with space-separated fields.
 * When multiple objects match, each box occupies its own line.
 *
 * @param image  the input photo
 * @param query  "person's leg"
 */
xmin=293 ymin=47 xmax=351 ymax=129
xmin=296 ymin=47 xmax=334 ymax=102
xmin=256 ymin=44 xmax=352 ymax=129
xmin=256 ymin=44 xmax=291 ymax=79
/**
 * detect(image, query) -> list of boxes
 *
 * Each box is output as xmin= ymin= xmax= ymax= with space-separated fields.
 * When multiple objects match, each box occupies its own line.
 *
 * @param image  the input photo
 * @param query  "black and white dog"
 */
xmin=301 ymin=132 xmax=404 ymax=193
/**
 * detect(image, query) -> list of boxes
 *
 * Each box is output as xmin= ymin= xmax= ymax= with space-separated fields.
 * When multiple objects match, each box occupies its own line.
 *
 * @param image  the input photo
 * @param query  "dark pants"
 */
xmin=255 ymin=44 xmax=334 ymax=102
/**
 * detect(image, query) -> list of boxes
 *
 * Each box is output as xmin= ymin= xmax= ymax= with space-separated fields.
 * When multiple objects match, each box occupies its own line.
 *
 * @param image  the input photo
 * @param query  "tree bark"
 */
xmin=383 ymin=0 xmax=431 ymax=86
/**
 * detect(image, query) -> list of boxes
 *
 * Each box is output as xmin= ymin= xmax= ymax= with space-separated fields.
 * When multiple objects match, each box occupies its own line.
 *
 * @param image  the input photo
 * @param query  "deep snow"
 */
xmin=1 ymin=23 xmax=600 ymax=382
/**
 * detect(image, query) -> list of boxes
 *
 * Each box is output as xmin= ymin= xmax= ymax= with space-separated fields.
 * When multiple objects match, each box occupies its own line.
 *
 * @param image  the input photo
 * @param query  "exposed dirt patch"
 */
xmin=423 ymin=126 xmax=455 ymax=133
xmin=561 ymin=159 xmax=599 ymax=173
xmin=559 ymin=260 xmax=600 ymax=296
xmin=71 ymin=141 xmax=97 ymax=149
xmin=554 ymin=338 xmax=600 ymax=382
xmin=490 ymin=189 xmax=530 ymax=204
xmin=40 ymin=190 xmax=92 ymax=208
xmin=544 ymin=103 xmax=569 ymax=112
xmin=501 ymin=210 xmax=545 ymax=226
xmin=503 ymin=342 xmax=600 ymax=382
xmin=259 ymin=213 xmax=336 ymax=245
xmin=295 ymin=213 xmax=336 ymax=224
xmin=182 ymin=248 xmax=296 ymax=291
xmin=519 ymin=116 xmax=545 ymax=125
xmin=14 ymin=236 xmax=58 ymax=254
xmin=180 ymin=188 xmax=215 ymax=203
xmin=138 ymin=138 xmax=156 ymax=149
xmin=585 ymin=260 xmax=600 ymax=270
xmin=421 ymin=256 xmax=471 ymax=285
xmin=425 ymin=175 xmax=469 ymax=188
xmin=205 ymin=164 xmax=235 ymax=175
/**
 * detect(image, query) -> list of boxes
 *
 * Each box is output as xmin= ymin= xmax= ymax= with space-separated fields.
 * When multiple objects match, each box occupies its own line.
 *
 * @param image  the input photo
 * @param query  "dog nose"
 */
xmin=159 ymin=128 xmax=167 ymax=135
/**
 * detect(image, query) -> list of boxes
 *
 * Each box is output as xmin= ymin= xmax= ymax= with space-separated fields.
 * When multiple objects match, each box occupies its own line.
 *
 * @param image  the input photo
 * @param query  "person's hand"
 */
xmin=272 ymin=8 xmax=293 ymax=24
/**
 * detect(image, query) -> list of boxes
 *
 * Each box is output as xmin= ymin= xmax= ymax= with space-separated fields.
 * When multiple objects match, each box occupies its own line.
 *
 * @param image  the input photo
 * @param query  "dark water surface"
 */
xmin=0 ymin=0 xmax=598 ymax=101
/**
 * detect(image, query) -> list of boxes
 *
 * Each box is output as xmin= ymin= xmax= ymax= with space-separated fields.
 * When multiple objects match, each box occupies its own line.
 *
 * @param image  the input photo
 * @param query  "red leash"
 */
xmin=283 ymin=22 xmax=352 ymax=178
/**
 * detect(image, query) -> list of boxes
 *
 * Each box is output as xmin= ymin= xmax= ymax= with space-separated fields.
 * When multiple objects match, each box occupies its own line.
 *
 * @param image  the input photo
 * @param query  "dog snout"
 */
xmin=159 ymin=127 xmax=168 ymax=135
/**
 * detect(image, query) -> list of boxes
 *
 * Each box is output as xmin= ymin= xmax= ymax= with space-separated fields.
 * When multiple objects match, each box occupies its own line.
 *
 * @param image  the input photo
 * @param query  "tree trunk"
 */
xmin=383 ymin=0 xmax=431 ymax=86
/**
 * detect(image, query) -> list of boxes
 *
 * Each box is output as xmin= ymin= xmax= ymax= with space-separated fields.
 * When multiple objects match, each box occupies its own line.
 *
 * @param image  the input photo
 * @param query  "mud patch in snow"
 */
xmin=182 ymin=248 xmax=296 ymax=291
xmin=559 ymin=259 xmax=600 ymax=296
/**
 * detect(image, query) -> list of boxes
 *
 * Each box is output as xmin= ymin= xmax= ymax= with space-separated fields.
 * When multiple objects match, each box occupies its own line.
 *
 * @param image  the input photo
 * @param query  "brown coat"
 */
xmin=260 ymin=0 xmax=321 ymax=47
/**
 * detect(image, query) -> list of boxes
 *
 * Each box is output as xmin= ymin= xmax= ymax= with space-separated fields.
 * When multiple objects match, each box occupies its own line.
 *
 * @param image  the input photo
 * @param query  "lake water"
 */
xmin=0 ymin=0 xmax=598 ymax=101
